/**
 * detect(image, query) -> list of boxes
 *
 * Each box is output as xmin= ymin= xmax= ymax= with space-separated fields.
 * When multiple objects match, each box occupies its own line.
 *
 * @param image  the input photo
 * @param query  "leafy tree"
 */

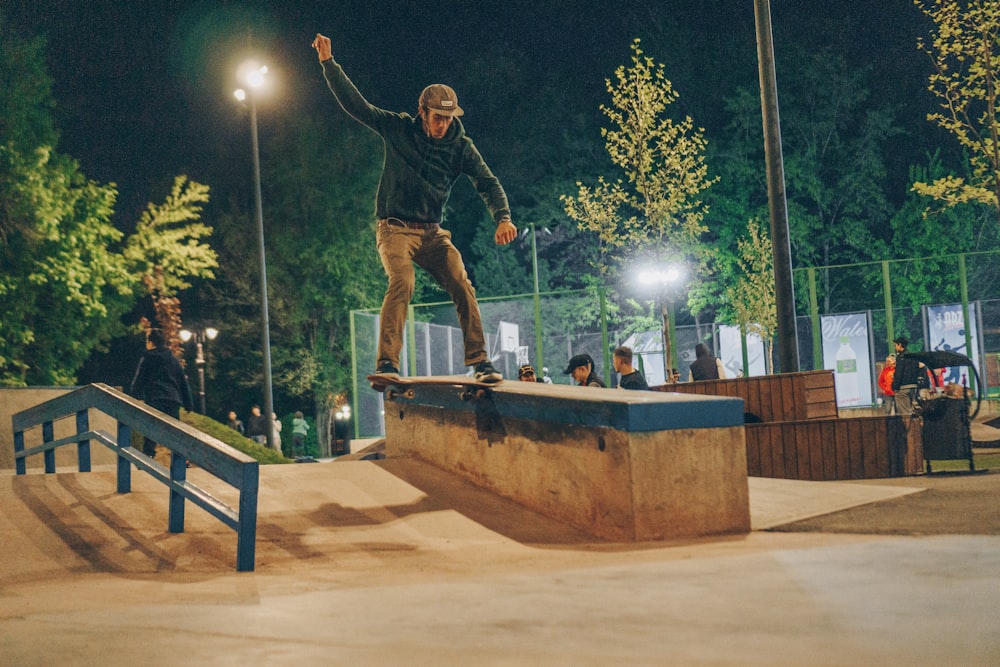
xmin=722 ymin=218 xmax=777 ymax=373
xmin=559 ymin=39 xmax=717 ymax=375
xmin=561 ymin=39 xmax=717 ymax=281
xmin=914 ymin=0 xmax=1000 ymax=222
xmin=0 ymin=145 xmax=133 ymax=385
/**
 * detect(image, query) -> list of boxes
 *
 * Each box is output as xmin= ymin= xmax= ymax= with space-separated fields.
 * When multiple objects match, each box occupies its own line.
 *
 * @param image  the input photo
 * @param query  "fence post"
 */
xmin=43 ymin=421 xmax=56 ymax=473
xmin=168 ymin=452 xmax=186 ymax=533
xmin=236 ymin=463 xmax=260 ymax=572
xmin=808 ymin=267 xmax=822 ymax=371
xmin=76 ymin=409 xmax=92 ymax=473
xmin=882 ymin=260 xmax=895 ymax=349
xmin=14 ymin=429 xmax=26 ymax=475
xmin=116 ymin=420 xmax=132 ymax=494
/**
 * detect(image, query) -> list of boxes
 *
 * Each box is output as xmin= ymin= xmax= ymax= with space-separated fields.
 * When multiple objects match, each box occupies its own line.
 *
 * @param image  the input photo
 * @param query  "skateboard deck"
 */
xmin=366 ymin=374 xmax=501 ymax=400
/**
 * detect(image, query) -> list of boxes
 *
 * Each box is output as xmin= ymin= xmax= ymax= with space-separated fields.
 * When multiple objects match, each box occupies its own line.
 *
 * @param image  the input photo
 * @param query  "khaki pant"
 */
xmin=375 ymin=220 xmax=487 ymax=371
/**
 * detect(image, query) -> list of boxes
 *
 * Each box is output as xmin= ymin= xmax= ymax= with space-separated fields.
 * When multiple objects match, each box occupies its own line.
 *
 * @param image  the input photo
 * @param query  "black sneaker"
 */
xmin=375 ymin=362 xmax=400 ymax=376
xmin=474 ymin=360 xmax=503 ymax=383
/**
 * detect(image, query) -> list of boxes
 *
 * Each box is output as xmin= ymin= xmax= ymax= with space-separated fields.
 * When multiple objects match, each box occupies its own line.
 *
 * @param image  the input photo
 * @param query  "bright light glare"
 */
xmin=638 ymin=266 xmax=684 ymax=286
xmin=205 ymin=327 xmax=219 ymax=340
xmin=233 ymin=89 xmax=246 ymax=102
xmin=237 ymin=61 xmax=269 ymax=91
xmin=179 ymin=329 xmax=193 ymax=342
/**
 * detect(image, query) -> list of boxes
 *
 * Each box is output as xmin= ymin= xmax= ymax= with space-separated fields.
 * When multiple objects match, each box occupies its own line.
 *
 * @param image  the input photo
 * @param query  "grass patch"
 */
xmin=926 ymin=450 xmax=1000 ymax=472
xmin=181 ymin=410 xmax=294 ymax=465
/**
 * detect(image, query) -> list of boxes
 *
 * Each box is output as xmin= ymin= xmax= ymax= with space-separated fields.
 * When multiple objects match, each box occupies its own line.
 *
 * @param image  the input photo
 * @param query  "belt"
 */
xmin=380 ymin=217 xmax=440 ymax=230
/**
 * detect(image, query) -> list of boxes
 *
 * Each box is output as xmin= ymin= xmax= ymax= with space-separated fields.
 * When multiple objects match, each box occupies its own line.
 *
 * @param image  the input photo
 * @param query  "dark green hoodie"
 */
xmin=321 ymin=58 xmax=510 ymax=226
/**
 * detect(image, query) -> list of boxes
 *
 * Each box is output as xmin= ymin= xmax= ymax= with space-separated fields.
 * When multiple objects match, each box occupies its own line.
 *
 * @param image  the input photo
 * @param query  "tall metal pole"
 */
xmin=250 ymin=98 xmax=275 ymax=448
xmin=531 ymin=223 xmax=544 ymax=371
xmin=754 ymin=0 xmax=800 ymax=373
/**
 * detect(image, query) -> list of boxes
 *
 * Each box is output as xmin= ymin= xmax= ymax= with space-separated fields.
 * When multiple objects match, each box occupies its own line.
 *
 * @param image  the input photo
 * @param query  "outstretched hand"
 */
xmin=312 ymin=33 xmax=332 ymax=61
xmin=495 ymin=219 xmax=517 ymax=245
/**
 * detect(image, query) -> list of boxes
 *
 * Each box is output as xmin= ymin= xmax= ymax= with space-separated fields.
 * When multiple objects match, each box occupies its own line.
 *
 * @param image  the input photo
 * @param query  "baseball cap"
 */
xmin=563 ymin=354 xmax=594 ymax=374
xmin=892 ymin=336 xmax=909 ymax=347
xmin=419 ymin=83 xmax=464 ymax=117
xmin=518 ymin=364 xmax=536 ymax=378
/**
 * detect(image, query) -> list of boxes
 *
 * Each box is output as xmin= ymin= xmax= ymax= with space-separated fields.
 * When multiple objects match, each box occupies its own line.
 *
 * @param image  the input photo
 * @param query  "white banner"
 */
xmin=718 ymin=325 xmax=766 ymax=378
xmin=821 ymin=312 xmax=873 ymax=408
xmin=925 ymin=303 xmax=979 ymax=386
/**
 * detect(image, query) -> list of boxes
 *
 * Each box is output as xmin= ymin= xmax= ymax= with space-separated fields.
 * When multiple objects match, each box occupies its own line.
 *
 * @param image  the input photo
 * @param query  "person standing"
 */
xmin=245 ymin=405 xmax=267 ymax=446
xmin=891 ymin=336 xmax=921 ymax=416
xmin=689 ymin=343 xmax=727 ymax=381
xmin=877 ymin=354 xmax=897 ymax=415
xmin=225 ymin=410 xmax=245 ymax=435
xmin=292 ymin=411 xmax=310 ymax=457
xmin=564 ymin=353 xmax=606 ymax=387
xmin=311 ymin=33 xmax=514 ymax=383
xmin=129 ymin=328 xmax=194 ymax=459
xmin=613 ymin=346 xmax=649 ymax=390
xmin=271 ymin=412 xmax=283 ymax=454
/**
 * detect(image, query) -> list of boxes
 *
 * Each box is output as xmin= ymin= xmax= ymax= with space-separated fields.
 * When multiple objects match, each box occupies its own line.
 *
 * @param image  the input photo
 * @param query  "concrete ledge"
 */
xmin=383 ymin=382 xmax=750 ymax=541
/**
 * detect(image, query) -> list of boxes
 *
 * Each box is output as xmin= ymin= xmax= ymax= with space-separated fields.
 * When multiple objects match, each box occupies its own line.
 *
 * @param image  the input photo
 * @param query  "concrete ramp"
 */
xmin=2 ymin=460 xmax=925 ymax=582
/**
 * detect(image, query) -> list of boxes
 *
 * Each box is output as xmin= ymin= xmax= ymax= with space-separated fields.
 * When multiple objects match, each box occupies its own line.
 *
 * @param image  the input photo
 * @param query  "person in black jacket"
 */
xmin=129 ymin=329 xmax=194 ymax=458
xmin=564 ymin=353 xmax=606 ymax=387
xmin=689 ymin=343 xmax=727 ymax=382
xmin=891 ymin=336 xmax=922 ymax=416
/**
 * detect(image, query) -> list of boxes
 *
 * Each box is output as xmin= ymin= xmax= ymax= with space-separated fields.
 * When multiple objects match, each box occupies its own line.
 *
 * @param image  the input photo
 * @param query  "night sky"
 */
xmin=7 ymin=1 xmax=932 ymax=230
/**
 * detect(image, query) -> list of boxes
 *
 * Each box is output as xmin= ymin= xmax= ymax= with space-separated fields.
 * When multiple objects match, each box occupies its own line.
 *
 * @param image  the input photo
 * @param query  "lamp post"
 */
xmin=235 ymin=61 xmax=276 ymax=448
xmin=180 ymin=327 xmax=219 ymax=414
xmin=334 ymin=404 xmax=352 ymax=456
xmin=638 ymin=265 xmax=684 ymax=384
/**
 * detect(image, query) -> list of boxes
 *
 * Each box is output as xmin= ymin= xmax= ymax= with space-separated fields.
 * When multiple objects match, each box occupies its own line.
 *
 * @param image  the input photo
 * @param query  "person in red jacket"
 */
xmin=877 ymin=353 xmax=896 ymax=414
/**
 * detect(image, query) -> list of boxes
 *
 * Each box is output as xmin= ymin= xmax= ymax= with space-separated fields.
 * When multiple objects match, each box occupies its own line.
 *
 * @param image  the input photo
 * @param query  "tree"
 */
xmin=559 ymin=39 xmax=717 ymax=376
xmin=561 ymin=39 xmax=717 ymax=280
xmin=914 ymin=0 xmax=1000 ymax=222
xmin=722 ymin=218 xmax=777 ymax=373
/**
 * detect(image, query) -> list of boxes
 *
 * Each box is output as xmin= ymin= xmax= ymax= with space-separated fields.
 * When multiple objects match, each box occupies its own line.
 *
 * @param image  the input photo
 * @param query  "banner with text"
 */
xmin=821 ymin=312 xmax=873 ymax=408
xmin=924 ymin=303 xmax=980 ymax=386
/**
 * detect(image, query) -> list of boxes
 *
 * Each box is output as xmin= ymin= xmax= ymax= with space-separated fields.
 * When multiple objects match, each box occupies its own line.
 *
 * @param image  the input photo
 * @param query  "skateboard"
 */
xmin=366 ymin=374 xmax=501 ymax=401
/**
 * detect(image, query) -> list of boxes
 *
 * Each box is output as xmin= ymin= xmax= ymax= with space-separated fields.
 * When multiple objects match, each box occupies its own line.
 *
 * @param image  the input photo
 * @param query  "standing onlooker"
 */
xmin=689 ymin=343 xmax=727 ymax=381
xmin=877 ymin=354 xmax=897 ymax=415
xmin=613 ymin=346 xmax=649 ymax=390
xmin=129 ymin=329 xmax=194 ymax=459
xmin=564 ymin=354 xmax=606 ymax=387
xmin=245 ymin=405 xmax=267 ymax=446
xmin=271 ymin=413 xmax=283 ymax=454
xmin=226 ymin=410 xmax=245 ymax=436
xmin=292 ymin=411 xmax=310 ymax=457
xmin=891 ymin=337 xmax=921 ymax=416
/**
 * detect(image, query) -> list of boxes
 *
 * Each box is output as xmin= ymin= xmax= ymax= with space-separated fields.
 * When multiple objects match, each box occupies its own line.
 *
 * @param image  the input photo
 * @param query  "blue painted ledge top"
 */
xmin=382 ymin=378 xmax=745 ymax=432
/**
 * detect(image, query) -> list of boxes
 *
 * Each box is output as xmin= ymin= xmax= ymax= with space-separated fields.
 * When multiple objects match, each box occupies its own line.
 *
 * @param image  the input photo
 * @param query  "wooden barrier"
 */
xmin=745 ymin=415 xmax=923 ymax=481
xmin=654 ymin=370 xmax=838 ymax=422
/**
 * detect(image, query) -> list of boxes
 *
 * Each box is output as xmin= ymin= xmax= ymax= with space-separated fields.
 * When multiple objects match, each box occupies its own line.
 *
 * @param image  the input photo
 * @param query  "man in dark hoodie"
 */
xmin=129 ymin=328 xmax=194 ymax=458
xmin=311 ymin=33 xmax=515 ymax=384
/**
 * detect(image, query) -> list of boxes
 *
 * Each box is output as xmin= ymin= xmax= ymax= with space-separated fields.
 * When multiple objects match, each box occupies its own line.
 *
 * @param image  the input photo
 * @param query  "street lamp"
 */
xmin=180 ymin=327 xmax=219 ymax=414
xmin=638 ymin=265 xmax=685 ymax=383
xmin=235 ymin=60 xmax=276 ymax=448
xmin=334 ymin=404 xmax=352 ymax=456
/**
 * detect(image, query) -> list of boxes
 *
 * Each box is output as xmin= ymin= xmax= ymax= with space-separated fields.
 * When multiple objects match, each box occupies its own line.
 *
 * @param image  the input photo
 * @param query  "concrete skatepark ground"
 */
xmin=2 ymin=445 xmax=999 ymax=666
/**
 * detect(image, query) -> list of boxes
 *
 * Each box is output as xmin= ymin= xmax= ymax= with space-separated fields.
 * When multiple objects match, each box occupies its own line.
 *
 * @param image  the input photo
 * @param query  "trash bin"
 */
xmin=919 ymin=395 xmax=973 ymax=470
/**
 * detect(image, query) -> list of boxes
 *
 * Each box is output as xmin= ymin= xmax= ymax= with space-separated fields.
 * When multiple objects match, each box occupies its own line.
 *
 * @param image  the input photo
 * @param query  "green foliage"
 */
xmin=722 ymin=218 xmax=776 ymax=371
xmin=181 ymin=410 xmax=292 ymax=464
xmin=0 ymin=144 xmax=134 ymax=385
xmin=561 ymin=39 xmax=717 ymax=281
xmin=124 ymin=175 xmax=217 ymax=294
xmin=914 ymin=0 xmax=1000 ymax=220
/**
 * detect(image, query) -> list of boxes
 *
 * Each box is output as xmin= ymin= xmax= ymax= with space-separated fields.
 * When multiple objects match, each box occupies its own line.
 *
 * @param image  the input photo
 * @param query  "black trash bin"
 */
xmin=919 ymin=395 xmax=974 ymax=471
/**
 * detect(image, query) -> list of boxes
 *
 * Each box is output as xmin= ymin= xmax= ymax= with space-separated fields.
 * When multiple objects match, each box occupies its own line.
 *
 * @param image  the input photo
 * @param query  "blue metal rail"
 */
xmin=11 ymin=383 xmax=259 ymax=571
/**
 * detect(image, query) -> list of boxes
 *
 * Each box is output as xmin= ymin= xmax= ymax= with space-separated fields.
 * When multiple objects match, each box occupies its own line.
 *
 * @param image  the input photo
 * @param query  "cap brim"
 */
xmin=427 ymin=105 xmax=463 ymax=117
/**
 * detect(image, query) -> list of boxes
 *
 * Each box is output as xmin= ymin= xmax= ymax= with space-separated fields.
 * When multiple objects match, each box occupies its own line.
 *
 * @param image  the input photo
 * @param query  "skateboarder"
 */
xmin=312 ymin=33 xmax=514 ymax=383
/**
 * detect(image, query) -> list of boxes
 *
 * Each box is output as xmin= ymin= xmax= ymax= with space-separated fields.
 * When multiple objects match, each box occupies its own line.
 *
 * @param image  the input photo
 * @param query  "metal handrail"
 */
xmin=11 ymin=383 xmax=259 ymax=571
